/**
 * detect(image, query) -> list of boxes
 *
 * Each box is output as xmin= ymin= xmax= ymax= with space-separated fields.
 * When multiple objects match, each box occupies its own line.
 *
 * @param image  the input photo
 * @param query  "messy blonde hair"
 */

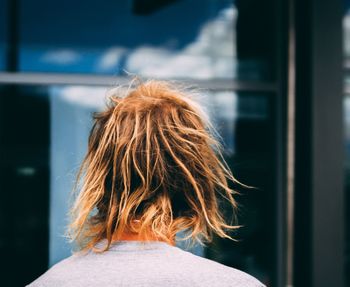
xmin=68 ymin=80 xmax=240 ymax=251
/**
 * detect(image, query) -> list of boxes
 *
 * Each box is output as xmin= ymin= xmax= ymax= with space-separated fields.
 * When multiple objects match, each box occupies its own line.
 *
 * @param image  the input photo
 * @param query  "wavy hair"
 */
xmin=68 ymin=80 xmax=241 ymax=251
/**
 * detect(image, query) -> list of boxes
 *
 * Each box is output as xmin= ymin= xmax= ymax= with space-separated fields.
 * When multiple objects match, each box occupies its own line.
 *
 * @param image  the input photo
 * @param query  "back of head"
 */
xmin=68 ymin=80 xmax=240 ymax=251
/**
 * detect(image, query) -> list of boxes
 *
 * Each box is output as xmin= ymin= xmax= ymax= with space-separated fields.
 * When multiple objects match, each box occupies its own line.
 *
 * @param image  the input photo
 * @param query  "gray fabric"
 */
xmin=27 ymin=241 xmax=265 ymax=287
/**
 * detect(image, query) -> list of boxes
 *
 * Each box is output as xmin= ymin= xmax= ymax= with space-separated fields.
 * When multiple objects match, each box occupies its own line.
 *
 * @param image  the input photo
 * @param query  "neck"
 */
xmin=111 ymin=228 xmax=175 ymax=246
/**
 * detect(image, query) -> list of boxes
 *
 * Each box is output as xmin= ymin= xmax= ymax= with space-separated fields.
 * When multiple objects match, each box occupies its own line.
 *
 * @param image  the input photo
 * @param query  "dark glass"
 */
xmin=0 ymin=0 xmax=7 ymax=70
xmin=0 ymin=85 xmax=49 ymax=287
xmin=205 ymin=92 xmax=275 ymax=286
xmin=18 ymin=0 xmax=276 ymax=80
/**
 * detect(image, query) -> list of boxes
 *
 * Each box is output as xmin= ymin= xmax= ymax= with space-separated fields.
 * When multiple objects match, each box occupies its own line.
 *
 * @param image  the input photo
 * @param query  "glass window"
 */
xmin=19 ymin=0 xmax=276 ymax=80
xmin=0 ymin=85 xmax=50 ymax=287
xmin=205 ymin=91 xmax=275 ymax=286
xmin=0 ymin=0 xmax=7 ymax=70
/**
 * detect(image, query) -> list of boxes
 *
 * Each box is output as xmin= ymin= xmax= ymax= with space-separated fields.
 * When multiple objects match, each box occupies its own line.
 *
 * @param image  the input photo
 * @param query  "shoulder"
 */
xmin=26 ymin=253 xmax=83 ymax=287
xmin=210 ymin=262 xmax=265 ymax=287
xmin=171 ymin=247 xmax=265 ymax=287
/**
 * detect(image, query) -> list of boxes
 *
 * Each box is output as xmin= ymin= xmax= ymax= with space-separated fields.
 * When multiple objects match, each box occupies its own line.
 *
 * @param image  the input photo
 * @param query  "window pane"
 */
xmin=0 ymin=0 xmax=7 ymax=70
xmin=19 ymin=0 xmax=276 ymax=80
xmin=0 ymin=85 xmax=49 ymax=287
xmin=204 ymin=91 xmax=275 ymax=286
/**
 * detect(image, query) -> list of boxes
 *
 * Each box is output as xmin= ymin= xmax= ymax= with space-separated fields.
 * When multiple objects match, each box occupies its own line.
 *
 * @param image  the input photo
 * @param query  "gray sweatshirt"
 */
xmin=27 ymin=241 xmax=265 ymax=287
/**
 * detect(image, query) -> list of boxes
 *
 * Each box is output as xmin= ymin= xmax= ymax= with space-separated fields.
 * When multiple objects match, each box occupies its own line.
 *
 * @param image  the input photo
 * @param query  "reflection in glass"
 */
xmin=49 ymin=86 xmax=107 ymax=264
xmin=18 ymin=0 xmax=276 ymax=80
xmin=205 ymin=91 xmax=274 ymax=286
xmin=20 ymin=0 xmax=235 ymax=78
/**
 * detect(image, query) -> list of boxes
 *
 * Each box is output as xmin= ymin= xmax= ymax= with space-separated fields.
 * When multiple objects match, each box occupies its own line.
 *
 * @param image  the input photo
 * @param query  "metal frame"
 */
xmin=0 ymin=72 xmax=277 ymax=92
xmin=286 ymin=0 xmax=296 ymax=286
xmin=275 ymin=0 xmax=290 ymax=286
xmin=294 ymin=0 xmax=345 ymax=286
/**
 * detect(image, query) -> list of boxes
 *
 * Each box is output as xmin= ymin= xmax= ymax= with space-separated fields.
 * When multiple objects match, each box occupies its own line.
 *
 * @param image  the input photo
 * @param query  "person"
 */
xmin=28 ymin=80 xmax=265 ymax=287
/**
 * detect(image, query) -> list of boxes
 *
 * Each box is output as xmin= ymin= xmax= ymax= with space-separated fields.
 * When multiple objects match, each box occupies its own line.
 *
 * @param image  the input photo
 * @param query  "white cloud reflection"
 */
xmin=96 ymin=4 xmax=237 ymax=78
xmin=97 ymin=47 xmax=128 ymax=71
xmin=41 ymin=49 xmax=81 ymax=65
xmin=53 ymin=86 xmax=107 ymax=109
